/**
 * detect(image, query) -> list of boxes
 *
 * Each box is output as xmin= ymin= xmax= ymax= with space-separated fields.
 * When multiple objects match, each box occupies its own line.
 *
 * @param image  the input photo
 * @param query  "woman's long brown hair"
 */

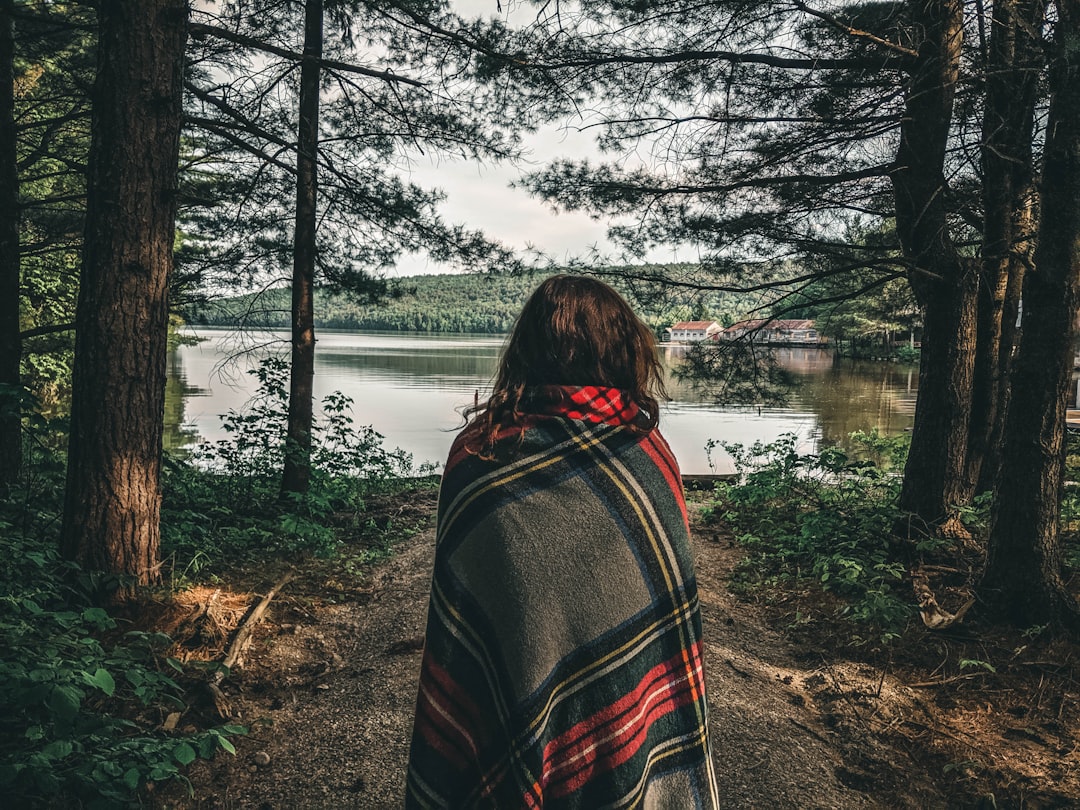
xmin=466 ymin=274 xmax=668 ymax=453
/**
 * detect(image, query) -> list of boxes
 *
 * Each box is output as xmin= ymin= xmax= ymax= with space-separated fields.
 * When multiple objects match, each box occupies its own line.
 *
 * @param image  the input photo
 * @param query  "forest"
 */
xmin=3 ymin=0 xmax=1080 ymax=806
xmin=185 ymin=267 xmax=763 ymax=334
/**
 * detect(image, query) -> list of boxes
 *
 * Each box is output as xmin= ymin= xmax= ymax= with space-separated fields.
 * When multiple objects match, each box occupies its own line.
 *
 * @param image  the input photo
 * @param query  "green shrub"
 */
xmin=162 ymin=356 xmax=415 ymax=565
xmin=708 ymin=433 xmax=913 ymax=640
xmin=894 ymin=344 xmax=920 ymax=364
xmin=0 ymin=412 xmax=245 ymax=808
xmin=0 ymin=532 xmax=243 ymax=807
xmin=3 ymin=356 xmax=422 ymax=806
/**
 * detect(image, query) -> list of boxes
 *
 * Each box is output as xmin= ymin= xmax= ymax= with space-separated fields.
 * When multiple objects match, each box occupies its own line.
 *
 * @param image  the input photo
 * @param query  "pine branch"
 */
xmin=188 ymin=22 xmax=424 ymax=87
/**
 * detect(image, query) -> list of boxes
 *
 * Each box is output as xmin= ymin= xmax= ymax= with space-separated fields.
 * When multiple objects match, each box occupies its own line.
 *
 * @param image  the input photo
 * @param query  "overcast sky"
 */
xmin=392 ymin=0 xmax=679 ymax=276
xmin=397 ymin=126 xmax=614 ymax=276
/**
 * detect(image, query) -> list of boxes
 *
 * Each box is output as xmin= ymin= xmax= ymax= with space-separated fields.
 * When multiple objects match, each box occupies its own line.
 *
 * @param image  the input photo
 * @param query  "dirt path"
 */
xmin=156 ymin=493 xmax=949 ymax=809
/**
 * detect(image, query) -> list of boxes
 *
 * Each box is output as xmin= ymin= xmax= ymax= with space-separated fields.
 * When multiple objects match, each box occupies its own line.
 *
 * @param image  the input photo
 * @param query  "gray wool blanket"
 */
xmin=406 ymin=385 xmax=719 ymax=809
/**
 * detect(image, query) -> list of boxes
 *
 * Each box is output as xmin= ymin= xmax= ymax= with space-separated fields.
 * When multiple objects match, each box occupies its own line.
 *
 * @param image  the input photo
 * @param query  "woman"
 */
xmin=406 ymin=275 xmax=718 ymax=809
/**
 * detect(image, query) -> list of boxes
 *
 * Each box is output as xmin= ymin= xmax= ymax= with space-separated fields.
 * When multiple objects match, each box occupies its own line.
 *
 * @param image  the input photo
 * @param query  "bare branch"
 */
xmin=791 ymin=1 xmax=918 ymax=58
xmin=21 ymin=322 xmax=75 ymax=339
xmin=572 ymin=164 xmax=893 ymax=199
xmin=188 ymin=22 xmax=425 ymax=87
xmin=184 ymin=115 xmax=297 ymax=175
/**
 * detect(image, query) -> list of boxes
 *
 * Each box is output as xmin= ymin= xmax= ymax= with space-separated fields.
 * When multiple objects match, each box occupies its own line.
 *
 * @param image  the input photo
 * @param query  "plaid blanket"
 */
xmin=406 ymin=386 xmax=719 ymax=809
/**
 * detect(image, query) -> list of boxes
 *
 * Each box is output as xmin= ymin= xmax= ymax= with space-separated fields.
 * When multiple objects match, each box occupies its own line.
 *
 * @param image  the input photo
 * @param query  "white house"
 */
xmin=665 ymin=320 xmax=723 ymax=342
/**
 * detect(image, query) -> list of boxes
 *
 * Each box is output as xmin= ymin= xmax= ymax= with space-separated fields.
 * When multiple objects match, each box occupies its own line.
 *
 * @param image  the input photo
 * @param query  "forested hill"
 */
xmin=184 ymin=269 xmax=759 ymax=334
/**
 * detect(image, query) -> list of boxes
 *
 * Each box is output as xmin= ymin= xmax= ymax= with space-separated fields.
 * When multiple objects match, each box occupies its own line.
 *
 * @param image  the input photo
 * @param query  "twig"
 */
xmin=205 ymin=571 xmax=295 ymax=718
xmin=725 ymin=658 xmax=754 ymax=679
xmin=876 ymin=658 xmax=890 ymax=699
xmin=911 ymin=564 xmax=975 ymax=629
xmin=901 ymin=718 xmax=985 ymax=754
xmin=867 ymin=659 xmax=891 ymax=722
xmin=821 ymin=660 xmax=865 ymax=725
xmin=907 ymin=673 xmax=989 ymax=688
xmin=788 ymin=716 xmax=832 ymax=745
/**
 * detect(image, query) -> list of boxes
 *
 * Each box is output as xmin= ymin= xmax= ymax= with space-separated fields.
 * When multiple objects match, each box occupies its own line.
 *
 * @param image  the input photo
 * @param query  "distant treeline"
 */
xmin=184 ymin=268 xmax=761 ymax=334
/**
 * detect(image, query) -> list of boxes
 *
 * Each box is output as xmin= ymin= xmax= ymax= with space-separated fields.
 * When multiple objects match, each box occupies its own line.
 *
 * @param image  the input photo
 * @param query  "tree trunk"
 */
xmin=965 ymin=0 xmax=1044 ymax=498
xmin=60 ymin=0 xmax=187 ymax=589
xmin=0 ymin=0 xmax=21 ymax=488
xmin=898 ymin=270 xmax=978 ymax=528
xmin=981 ymin=0 xmax=1080 ymax=629
xmin=892 ymin=0 xmax=975 ymax=531
xmin=281 ymin=0 xmax=322 ymax=498
xmin=977 ymin=199 xmax=1033 ymax=494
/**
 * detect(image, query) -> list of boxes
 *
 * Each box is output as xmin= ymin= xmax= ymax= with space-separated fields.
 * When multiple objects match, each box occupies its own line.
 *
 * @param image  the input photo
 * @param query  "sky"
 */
xmin=397 ymin=126 xmax=615 ymax=276
xmin=392 ymin=0 xmax=678 ymax=276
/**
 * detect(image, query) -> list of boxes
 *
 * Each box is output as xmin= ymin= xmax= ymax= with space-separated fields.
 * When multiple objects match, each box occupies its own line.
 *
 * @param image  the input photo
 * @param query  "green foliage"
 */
xmin=15 ymin=4 xmax=94 ymax=407
xmin=678 ymin=341 xmax=797 ymax=406
xmin=0 ymin=480 xmax=243 ymax=808
xmin=894 ymin=344 xmax=920 ymax=364
xmin=789 ymin=231 xmax=922 ymax=361
xmin=958 ymin=658 xmax=997 ymax=674
xmin=184 ymin=267 xmax=760 ymax=335
xmin=162 ymin=357 xmax=414 ymax=565
xmin=807 ymin=275 xmax=921 ymax=361
xmin=1062 ymin=434 xmax=1080 ymax=570
xmin=846 ymin=428 xmax=911 ymax=472
xmin=953 ymin=491 xmax=995 ymax=536
xmin=708 ymin=433 xmax=913 ymax=640
xmin=179 ymin=0 xmax=531 ymax=305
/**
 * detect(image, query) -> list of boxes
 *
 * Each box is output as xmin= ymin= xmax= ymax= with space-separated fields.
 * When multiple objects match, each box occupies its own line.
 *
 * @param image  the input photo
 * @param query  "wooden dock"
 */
xmin=1068 ymin=410 xmax=1080 ymax=432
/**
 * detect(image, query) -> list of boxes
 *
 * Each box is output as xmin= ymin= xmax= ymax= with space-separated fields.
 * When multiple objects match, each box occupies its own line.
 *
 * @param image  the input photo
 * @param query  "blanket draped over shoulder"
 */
xmin=406 ymin=385 xmax=719 ymax=809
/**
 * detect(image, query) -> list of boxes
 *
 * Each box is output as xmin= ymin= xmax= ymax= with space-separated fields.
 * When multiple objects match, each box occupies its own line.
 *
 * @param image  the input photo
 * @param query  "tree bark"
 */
xmin=892 ymin=0 xmax=976 ymax=531
xmin=281 ymin=0 xmax=322 ymax=498
xmin=965 ymin=0 xmax=1044 ymax=498
xmin=976 ymin=198 xmax=1033 ymax=494
xmin=981 ymin=0 xmax=1080 ymax=629
xmin=60 ymin=0 xmax=187 ymax=589
xmin=0 ymin=0 xmax=21 ymax=488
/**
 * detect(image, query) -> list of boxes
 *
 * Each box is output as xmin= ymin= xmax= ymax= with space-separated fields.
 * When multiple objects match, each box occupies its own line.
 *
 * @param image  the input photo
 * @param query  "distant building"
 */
xmin=721 ymin=319 xmax=824 ymax=345
xmin=665 ymin=320 xmax=723 ymax=342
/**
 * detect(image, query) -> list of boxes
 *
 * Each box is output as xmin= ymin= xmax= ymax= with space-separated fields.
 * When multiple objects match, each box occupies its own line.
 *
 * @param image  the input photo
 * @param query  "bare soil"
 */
xmin=147 ymin=485 xmax=1080 ymax=809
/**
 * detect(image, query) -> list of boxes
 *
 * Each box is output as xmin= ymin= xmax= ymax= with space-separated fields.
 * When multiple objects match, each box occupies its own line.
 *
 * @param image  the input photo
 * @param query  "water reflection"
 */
xmin=789 ymin=355 xmax=917 ymax=447
xmin=165 ymin=329 xmax=918 ymax=475
xmin=163 ymin=348 xmax=207 ymax=452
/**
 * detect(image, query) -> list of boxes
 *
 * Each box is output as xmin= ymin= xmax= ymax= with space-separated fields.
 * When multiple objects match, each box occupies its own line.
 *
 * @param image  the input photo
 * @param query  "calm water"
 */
xmin=164 ymin=328 xmax=918 ymax=475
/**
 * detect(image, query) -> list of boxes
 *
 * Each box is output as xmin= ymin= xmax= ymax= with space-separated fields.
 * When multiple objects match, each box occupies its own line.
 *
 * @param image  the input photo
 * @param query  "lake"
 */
xmin=164 ymin=328 xmax=919 ymax=475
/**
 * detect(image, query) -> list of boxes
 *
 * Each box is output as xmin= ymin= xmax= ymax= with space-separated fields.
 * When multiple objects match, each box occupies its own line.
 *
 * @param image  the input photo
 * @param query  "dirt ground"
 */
xmin=148 ymin=485 xmax=1080 ymax=809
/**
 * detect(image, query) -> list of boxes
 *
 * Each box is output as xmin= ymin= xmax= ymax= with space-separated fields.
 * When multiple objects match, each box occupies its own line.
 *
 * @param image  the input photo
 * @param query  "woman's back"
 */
xmin=406 ymin=278 xmax=719 ymax=808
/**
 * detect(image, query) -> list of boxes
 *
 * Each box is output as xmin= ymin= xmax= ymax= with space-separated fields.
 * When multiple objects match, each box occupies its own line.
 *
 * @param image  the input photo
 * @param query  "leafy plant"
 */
xmin=163 ymin=357 xmax=414 ymax=562
xmin=707 ymin=432 xmax=913 ymax=640
xmin=1061 ymin=434 xmax=1080 ymax=571
xmin=894 ymin=344 xmax=920 ymax=364
xmin=958 ymin=658 xmax=997 ymax=673
xmin=954 ymin=491 xmax=994 ymax=535
xmin=0 ymin=529 xmax=243 ymax=807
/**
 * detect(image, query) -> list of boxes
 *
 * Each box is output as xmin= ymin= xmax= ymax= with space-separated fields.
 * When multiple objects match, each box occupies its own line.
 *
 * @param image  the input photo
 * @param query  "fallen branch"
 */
xmin=900 ymin=718 xmax=985 ymax=753
xmin=911 ymin=565 xmax=975 ymax=630
xmin=205 ymin=571 xmax=295 ymax=719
